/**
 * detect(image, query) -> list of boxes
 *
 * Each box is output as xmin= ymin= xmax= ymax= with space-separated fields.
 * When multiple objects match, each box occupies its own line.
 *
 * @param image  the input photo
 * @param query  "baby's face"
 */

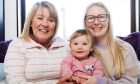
xmin=70 ymin=35 xmax=93 ymax=61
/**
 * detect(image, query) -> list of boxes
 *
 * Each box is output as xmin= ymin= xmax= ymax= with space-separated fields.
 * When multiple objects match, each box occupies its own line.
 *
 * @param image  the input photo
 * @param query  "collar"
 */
xmin=24 ymin=37 xmax=67 ymax=49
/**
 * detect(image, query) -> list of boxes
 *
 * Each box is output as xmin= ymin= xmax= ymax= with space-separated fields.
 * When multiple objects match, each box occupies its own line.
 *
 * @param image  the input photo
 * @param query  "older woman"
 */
xmin=4 ymin=1 xmax=69 ymax=84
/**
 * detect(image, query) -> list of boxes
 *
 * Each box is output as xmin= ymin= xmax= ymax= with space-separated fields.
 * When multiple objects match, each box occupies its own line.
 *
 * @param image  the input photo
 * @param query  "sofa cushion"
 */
xmin=118 ymin=32 xmax=140 ymax=61
xmin=0 ymin=40 xmax=12 ymax=63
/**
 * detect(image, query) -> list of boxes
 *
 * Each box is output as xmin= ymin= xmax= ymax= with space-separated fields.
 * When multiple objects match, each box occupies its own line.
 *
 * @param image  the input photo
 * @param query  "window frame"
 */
xmin=0 ymin=0 xmax=5 ymax=41
xmin=18 ymin=0 xmax=139 ymax=34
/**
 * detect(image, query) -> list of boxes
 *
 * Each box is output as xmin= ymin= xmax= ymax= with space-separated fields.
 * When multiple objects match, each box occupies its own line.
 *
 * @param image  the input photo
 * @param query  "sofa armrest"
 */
xmin=0 ymin=40 xmax=12 ymax=63
xmin=118 ymin=32 xmax=140 ymax=61
xmin=0 ymin=63 xmax=5 ymax=82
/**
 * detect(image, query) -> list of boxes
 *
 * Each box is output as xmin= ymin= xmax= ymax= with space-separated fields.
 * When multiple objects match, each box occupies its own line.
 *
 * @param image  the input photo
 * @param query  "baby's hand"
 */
xmin=66 ymin=79 xmax=78 ymax=84
xmin=58 ymin=74 xmax=72 ymax=84
xmin=71 ymin=75 xmax=87 ymax=84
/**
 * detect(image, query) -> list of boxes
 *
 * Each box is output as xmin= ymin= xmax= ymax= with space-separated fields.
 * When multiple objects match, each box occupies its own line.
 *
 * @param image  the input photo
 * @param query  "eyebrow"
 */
xmin=86 ymin=14 xmax=107 ymax=16
xmin=35 ymin=14 xmax=43 ymax=17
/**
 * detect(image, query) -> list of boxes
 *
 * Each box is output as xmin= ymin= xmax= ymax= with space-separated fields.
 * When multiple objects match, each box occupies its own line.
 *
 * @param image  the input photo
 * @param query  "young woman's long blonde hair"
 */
xmin=84 ymin=2 xmax=126 ymax=79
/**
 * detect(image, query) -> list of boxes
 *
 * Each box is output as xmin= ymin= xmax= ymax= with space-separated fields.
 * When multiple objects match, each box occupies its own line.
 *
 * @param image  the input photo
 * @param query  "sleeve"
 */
xmin=95 ymin=44 xmax=139 ymax=84
xmin=92 ymin=58 xmax=104 ymax=77
xmin=4 ymin=41 xmax=38 ymax=84
xmin=61 ymin=56 xmax=73 ymax=76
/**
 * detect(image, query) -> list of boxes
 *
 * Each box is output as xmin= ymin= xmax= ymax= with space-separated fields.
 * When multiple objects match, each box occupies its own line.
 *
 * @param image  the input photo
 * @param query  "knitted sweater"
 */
xmin=4 ymin=37 xmax=69 ymax=84
xmin=95 ymin=39 xmax=139 ymax=84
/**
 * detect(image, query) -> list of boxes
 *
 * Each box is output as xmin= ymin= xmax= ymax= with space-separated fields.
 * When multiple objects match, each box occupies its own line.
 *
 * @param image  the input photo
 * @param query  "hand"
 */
xmin=80 ymin=76 xmax=97 ymax=84
xmin=57 ymin=75 xmax=72 ymax=84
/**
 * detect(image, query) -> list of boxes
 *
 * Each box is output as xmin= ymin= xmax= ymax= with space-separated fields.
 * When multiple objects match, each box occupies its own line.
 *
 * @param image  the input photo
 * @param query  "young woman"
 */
xmin=82 ymin=2 xmax=139 ymax=84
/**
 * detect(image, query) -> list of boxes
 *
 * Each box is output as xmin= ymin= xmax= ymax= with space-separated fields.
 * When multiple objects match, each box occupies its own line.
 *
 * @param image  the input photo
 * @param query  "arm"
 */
xmin=4 ymin=40 xmax=39 ymax=84
xmin=58 ymin=56 xmax=74 ymax=83
xmin=82 ymin=44 xmax=139 ymax=84
xmin=95 ymin=45 xmax=139 ymax=84
xmin=61 ymin=56 xmax=73 ymax=76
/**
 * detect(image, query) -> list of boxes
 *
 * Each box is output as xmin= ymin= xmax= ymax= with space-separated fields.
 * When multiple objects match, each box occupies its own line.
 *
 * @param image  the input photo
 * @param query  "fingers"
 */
xmin=81 ymin=78 xmax=90 ymax=84
xmin=61 ymin=75 xmax=72 ymax=81
xmin=57 ymin=75 xmax=72 ymax=84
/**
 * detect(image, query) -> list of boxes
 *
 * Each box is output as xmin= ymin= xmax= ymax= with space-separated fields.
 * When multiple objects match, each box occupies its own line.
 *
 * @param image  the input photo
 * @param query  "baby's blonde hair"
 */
xmin=70 ymin=29 xmax=100 ymax=58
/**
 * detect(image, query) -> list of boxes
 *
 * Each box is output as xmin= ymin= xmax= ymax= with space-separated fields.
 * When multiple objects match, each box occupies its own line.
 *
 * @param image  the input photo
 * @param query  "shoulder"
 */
xmin=116 ymin=38 xmax=138 ymax=61
xmin=89 ymin=56 xmax=101 ymax=62
xmin=8 ymin=38 xmax=25 ymax=48
xmin=116 ymin=38 xmax=134 ymax=51
xmin=54 ymin=37 xmax=68 ymax=45
xmin=52 ymin=37 xmax=69 ymax=47
xmin=64 ymin=55 xmax=74 ymax=60
xmin=62 ymin=55 xmax=75 ymax=63
xmin=51 ymin=37 xmax=70 ymax=52
xmin=5 ymin=38 xmax=30 ymax=54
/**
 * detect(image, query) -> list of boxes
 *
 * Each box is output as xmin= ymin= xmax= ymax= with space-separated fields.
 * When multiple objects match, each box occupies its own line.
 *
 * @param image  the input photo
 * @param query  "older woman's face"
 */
xmin=85 ymin=6 xmax=109 ymax=38
xmin=31 ymin=6 xmax=56 ymax=44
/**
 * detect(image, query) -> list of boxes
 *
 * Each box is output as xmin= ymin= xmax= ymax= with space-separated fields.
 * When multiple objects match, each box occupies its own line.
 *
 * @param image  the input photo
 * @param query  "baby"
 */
xmin=60 ymin=29 xmax=104 ymax=84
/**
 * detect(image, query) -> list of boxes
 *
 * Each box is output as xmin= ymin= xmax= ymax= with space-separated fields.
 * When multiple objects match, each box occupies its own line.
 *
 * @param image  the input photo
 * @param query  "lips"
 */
xmin=93 ymin=27 xmax=102 ymax=32
xmin=39 ymin=29 xmax=48 ymax=33
xmin=90 ymin=27 xmax=102 ymax=32
xmin=76 ymin=51 xmax=84 ymax=53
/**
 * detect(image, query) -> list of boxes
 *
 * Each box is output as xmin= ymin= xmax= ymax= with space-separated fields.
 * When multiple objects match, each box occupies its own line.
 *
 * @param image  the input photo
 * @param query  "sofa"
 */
xmin=0 ymin=32 xmax=140 ymax=83
xmin=0 ymin=40 xmax=11 ymax=82
xmin=118 ymin=32 xmax=140 ymax=61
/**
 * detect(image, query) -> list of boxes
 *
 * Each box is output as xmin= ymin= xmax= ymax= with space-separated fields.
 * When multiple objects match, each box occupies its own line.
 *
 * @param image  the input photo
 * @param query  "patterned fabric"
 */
xmin=4 ymin=37 xmax=69 ymax=84
xmin=61 ymin=55 xmax=103 ymax=77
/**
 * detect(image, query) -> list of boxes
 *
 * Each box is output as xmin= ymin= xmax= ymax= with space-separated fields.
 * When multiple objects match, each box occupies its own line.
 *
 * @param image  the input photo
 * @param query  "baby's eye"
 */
xmin=74 ymin=43 xmax=78 ymax=45
xmin=83 ymin=43 xmax=87 ymax=45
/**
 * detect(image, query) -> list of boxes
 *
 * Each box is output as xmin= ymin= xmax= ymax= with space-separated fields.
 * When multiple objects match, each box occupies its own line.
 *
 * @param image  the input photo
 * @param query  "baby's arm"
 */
xmin=61 ymin=56 xmax=74 ymax=76
xmin=60 ymin=56 xmax=74 ymax=83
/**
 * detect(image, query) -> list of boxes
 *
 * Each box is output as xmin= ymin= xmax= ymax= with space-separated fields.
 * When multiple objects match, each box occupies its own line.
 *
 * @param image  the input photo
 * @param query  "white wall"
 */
xmin=5 ymin=0 xmax=17 ymax=40
xmin=26 ymin=0 xmax=131 ymax=41
xmin=4 ymin=0 xmax=134 ymax=40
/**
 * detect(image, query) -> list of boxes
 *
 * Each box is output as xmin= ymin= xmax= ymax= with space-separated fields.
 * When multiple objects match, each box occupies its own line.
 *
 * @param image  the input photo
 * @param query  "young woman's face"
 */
xmin=31 ymin=6 xmax=56 ymax=44
xmin=70 ymin=35 xmax=93 ymax=61
xmin=85 ymin=6 xmax=109 ymax=38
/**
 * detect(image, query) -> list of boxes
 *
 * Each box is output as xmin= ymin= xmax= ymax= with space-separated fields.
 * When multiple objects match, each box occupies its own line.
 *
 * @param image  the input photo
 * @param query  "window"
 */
xmin=0 ymin=0 xmax=4 ymax=41
xmin=136 ymin=0 xmax=139 ymax=31
xmin=23 ymin=0 xmax=132 ymax=40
